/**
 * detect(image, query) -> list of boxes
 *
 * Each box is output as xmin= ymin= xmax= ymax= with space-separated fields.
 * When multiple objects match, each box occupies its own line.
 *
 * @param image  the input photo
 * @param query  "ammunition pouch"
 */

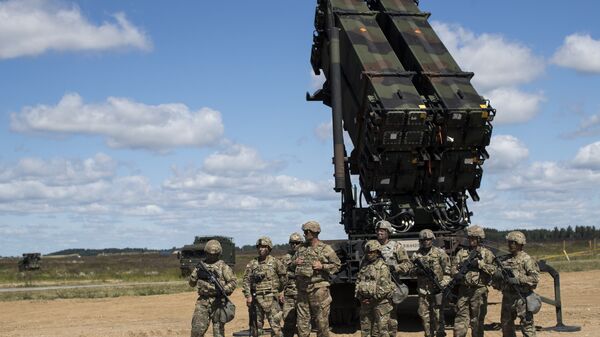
xmin=214 ymin=299 xmax=236 ymax=323
xmin=391 ymin=282 xmax=409 ymax=305
xmin=526 ymin=292 xmax=542 ymax=314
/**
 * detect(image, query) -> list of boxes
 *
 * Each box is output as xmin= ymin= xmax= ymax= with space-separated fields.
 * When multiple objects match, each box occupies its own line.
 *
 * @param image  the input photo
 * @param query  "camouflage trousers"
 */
xmin=417 ymin=293 xmax=441 ymax=337
xmin=297 ymin=286 xmax=332 ymax=337
xmin=501 ymin=292 xmax=536 ymax=337
xmin=282 ymin=295 xmax=297 ymax=337
xmin=453 ymin=285 xmax=488 ymax=337
xmin=191 ymin=297 xmax=226 ymax=337
xmin=359 ymin=299 xmax=393 ymax=337
xmin=387 ymin=304 xmax=398 ymax=337
xmin=255 ymin=293 xmax=283 ymax=337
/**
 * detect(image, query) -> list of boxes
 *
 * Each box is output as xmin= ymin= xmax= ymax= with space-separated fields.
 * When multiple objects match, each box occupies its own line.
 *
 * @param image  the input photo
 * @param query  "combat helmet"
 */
xmin=364 ymin=240 xmax=382 ymax=254
xmin=506 ymin=231 xmax=526 ymax=245
xmin=289 ymin=232 xmax=303 ymax=244
xmin=419 ymin=229 xmax=435 ymax=240
xmin=205 ymin=240 xmax=222 ymax=255
xmin=375 ymin=220 xmax=394 ymax=233
xmin=256 ymin=236 xmax=273 ymax=249
xmin=467 ymin=225 xmax=485 ymax=239
xmin=302 ymin=220 xmax=321 ymax=233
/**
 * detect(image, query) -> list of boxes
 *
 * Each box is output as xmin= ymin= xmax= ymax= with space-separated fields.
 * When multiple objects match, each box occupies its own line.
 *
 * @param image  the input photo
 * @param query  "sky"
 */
xmin=1 ymin=0 xmax=600 ymax=256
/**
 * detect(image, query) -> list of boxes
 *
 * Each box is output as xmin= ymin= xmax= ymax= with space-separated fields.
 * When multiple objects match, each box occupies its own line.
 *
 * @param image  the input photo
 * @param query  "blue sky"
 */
xmin=1 ymin=0 xmax=600 ymax=256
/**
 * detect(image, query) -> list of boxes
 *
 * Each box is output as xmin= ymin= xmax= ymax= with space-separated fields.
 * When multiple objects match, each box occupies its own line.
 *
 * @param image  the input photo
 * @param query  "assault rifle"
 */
xmin=491 ymin=256 xmax=526 ymax=301
xmin=196 ymin=260 xmax=236 ymax=323
xmin=412 ymin=257 xmax=444 ymax=337
xmin=436 ymin=249 xmax=481 ymax=337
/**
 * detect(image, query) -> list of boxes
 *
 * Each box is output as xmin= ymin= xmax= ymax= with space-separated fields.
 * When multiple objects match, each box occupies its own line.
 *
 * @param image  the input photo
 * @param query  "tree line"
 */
xmin=483 ymin=226 xmax=600 ymax=243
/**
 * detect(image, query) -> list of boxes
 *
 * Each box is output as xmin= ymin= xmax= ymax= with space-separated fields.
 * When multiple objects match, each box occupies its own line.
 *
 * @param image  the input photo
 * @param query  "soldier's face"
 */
xmin=290 ymin=241 xmax=301 ymax=251
xmin=419 ymin=238 xmax=433 ymax=249
xmin=303 ymin=230 xmax=315 ymax=240
xmin=257 ymin=245 xmax=270 ymax=257
xmin=366 ymin=250 xmax=378 ymax=262
xmin=376 ymin=228 xmax=389 ymax=241
xmin=205 ymin=253 xmax=219 ymax=262
xmin=507 ymin=240 xmax=522 ymax=253
xmin=468 ymin=236 xmax=479 ymax=248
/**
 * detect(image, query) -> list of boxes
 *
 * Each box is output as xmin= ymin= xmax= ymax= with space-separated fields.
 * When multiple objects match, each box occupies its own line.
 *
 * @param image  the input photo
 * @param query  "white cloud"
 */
xmin=566 ymin=113 xmax=600 ymax=138
xmin=552 ymin=33 xmax=600 ymax=73
xmin=485 ymin=135 xmax=529 ymax=172
xmin=433 ymin=22 xmax=545 ymax=91
xmin=496 ymin=161 xmax=600 ymax=192
xmin=573 ymin=141 xmax=600 ymax=170
xmin=203 ymin=144 xmax=275 ymax=176
xmin=0 ymin=0 xmax=151 ymax=59
xmin=10 ymin=93 xmax=224 ymax=151
xmin=485 ymin=87 xmax=545 ymax=124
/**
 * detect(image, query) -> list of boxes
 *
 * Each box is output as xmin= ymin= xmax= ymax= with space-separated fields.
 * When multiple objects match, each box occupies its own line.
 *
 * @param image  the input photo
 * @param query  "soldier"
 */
xmin=355 ymin=240 xmax=395 ymax=337
xmin=293 ymin=220 xmax=341 ymax=337
xmin=189 ymin=239 xmax=237 ymax=337
xmin=279 ymin=232 xmax=303 ymax=337
xmin=243 ymin=236 xmax=287 ymax=337
xmin=410 ymin=229 xmax=451 ymax=337
xmin=495 ymin=231 xmax=540 ymax=337
xmin=375 ymin=220 xmax=412 ymax=336
xmin=452 ymin=225 xmax=496 ymax=337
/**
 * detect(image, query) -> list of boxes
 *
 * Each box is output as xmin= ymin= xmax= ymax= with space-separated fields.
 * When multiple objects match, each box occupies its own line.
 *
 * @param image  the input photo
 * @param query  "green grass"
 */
xmin=542 ymin=259 xmax=600 ymax=273
xmin=0 ymin=282 xmax=194 ymax=302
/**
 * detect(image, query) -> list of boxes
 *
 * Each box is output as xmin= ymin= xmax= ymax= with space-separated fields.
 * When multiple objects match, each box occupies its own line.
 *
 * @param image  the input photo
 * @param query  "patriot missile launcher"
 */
xmin=307 ymin=0 xmax=495 ymax=323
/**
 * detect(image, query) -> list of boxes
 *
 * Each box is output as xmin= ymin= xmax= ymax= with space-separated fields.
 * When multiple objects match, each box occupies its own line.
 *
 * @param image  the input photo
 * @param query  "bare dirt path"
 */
xmin=1 ymin=270 xmax=597 ymax=337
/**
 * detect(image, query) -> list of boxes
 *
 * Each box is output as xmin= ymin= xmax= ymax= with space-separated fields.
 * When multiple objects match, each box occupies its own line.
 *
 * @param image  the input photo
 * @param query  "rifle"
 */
xmin=436 ymin=249 xmax=481 ymax=337
xmin=248 ymin=274 xmax=261 ymax=337
xmin=491 ymin=255 xmax=526 ymax=301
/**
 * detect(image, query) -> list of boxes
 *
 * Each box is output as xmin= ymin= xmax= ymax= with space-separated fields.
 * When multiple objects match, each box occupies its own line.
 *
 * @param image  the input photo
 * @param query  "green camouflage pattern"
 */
xmin=355 ymin=257 xmax=395 ymax=337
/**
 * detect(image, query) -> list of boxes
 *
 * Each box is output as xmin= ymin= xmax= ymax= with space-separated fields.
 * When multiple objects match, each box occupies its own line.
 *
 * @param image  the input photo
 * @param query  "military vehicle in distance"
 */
xmin=18 ymin=253 xmax=41 ymax=272
xmin=178 ymin=236 xmax=236 ymax=277
xmin=307 ymin=0 xmax=495 ymax=323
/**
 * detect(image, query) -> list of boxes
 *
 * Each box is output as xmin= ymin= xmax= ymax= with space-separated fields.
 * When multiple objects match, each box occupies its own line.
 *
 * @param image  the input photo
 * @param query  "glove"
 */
xmin=468 ymin=258 xmax=480 ymax=268
xmin=454 ymin=272 xmax=464 ymax=281
xmin=493 ymin=270 xmax=503 ymax=280
xmin=507 ymin=277 xmax=519 ymax=285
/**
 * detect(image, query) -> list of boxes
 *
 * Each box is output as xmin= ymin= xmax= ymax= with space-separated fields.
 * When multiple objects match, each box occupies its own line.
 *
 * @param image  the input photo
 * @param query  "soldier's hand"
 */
xmin=361 ymin=299 xmax=370 ymax=305
xmin=295 ymin=258 xmax=303 ymax=265
xmin=468 ymin=258 xmax=480 ymax=268
xmin=455 ymin=272 xmax=464 ymax=281
xmin=507 ymin=277 xmax=520 ymax=285
xmin=312 ymin=260 xmax=323 ymax=270
xmin=246 ymin=296 xmax=253 ymax=307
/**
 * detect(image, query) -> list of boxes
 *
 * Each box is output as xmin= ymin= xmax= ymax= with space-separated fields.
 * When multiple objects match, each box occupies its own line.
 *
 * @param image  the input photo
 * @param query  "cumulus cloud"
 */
xmin=485 ymin=135 xmax=529 ymax=172
xmin=552 ymin=33 xmax=600 ymax=73
xmin=573 ymin=141 xmax=600 ymax=170
xmin=566 ymin=113 xmax=600 ymax=138
xmin=485 ymin=87 xmax=545 ymax=124
xmin=202 ymin=144 xmax=278 ymax=176
xmin=0 ymin=0 xmax=151 ymax=59
xmin=10 ymin=93 xmax=224 ymax=151
xmin=433 ymin=22 xmax=545 ymax=91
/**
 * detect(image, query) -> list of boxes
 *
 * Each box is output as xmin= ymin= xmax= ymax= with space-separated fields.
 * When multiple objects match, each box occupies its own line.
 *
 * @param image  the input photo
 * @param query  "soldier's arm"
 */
xmin=440 ymin=250 xmax=452 ymax=286
xmin=519 ymin=257 xmax=540 ymax=288
xmin=242 ymin=263 xmax=252 ymax=298
xmin=222 ymin=264 xmax=237 ymax=295
xmin=394 ymin=245 xmax=413 ymax=275
xmin=189 ymin=268 xmax=199 ymax=287
xmin=478 ymin=249 xmax=496 ymax=276
xmin=450 ymin=250 xmax=462 ymax=276
xmin=276 ymin=259 xmax=287 ymax=292
xmin=322 ymin=246 xmax=341 ymax=275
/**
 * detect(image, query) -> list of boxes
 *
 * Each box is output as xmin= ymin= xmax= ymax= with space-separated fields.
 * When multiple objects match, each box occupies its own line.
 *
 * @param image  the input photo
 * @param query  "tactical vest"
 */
xmin=248 ymin=255 xmax=280 ymax=295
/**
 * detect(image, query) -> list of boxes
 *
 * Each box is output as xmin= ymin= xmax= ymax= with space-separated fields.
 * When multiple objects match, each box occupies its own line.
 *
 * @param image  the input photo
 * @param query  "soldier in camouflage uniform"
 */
xmin=293 ymin=220 xmax=341 ymax=337
xmin=375 ymin=220 xmax=412 ymax=336
xmin=356 ymin=240 xmax=395 ymax=337
xmin=189 ymin=240 xmax=237 ymax=337
xmin=452 ymin=225 xmax=496 ymax=337
xmin=410 ymin=229 xmax=451 ymax=337
xmin=494 ymin=231 xmax=540 ymax=337
xmin=279 ymin=232 xmax=303 ymax=337
xmin=243 ymin=236 xmax=287 ymax=337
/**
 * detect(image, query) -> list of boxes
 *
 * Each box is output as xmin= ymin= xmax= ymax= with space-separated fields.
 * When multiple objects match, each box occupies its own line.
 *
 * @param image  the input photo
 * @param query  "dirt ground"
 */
xmin=1 ymin=270 xmax=597 ymax=337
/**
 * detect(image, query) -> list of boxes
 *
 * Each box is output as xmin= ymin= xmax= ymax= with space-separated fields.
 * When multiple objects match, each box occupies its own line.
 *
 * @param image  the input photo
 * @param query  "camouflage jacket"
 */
xmin=380 ymin=240 xmax=412 ymax=275
xmin=189 ymin=260 xmax=237 ymax=298
xmin=452 ymin=246 xmax=496 ymax=287
xmin=495 ymin=251 xmax=539 ymax=294
xmin=279 ymin=252 xmax=298 ymax=297
xmin=410 ymin=246 xmax=451 ymax=295
xmin=292 ymin=241 xmax=341 ymax=289
xmin=242 ymin=255 xmax=286 ymax=298
xmin=355 ymin=258 xmax=394 ymax=302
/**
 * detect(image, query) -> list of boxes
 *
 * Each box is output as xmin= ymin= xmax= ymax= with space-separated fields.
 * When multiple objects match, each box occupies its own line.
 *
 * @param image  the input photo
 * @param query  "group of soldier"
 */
xmin=188 ymin=220 xmax=540 ymax=337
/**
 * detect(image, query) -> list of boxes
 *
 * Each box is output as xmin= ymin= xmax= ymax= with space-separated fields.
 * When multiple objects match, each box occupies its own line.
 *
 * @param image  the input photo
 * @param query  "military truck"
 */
xmin=18 ymin=253 xmax=41 ymax=272
xmin=178 ymin=236 xmax=236 ymax=277
xmin=307 ymin=0 xmax=495 ymax=323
